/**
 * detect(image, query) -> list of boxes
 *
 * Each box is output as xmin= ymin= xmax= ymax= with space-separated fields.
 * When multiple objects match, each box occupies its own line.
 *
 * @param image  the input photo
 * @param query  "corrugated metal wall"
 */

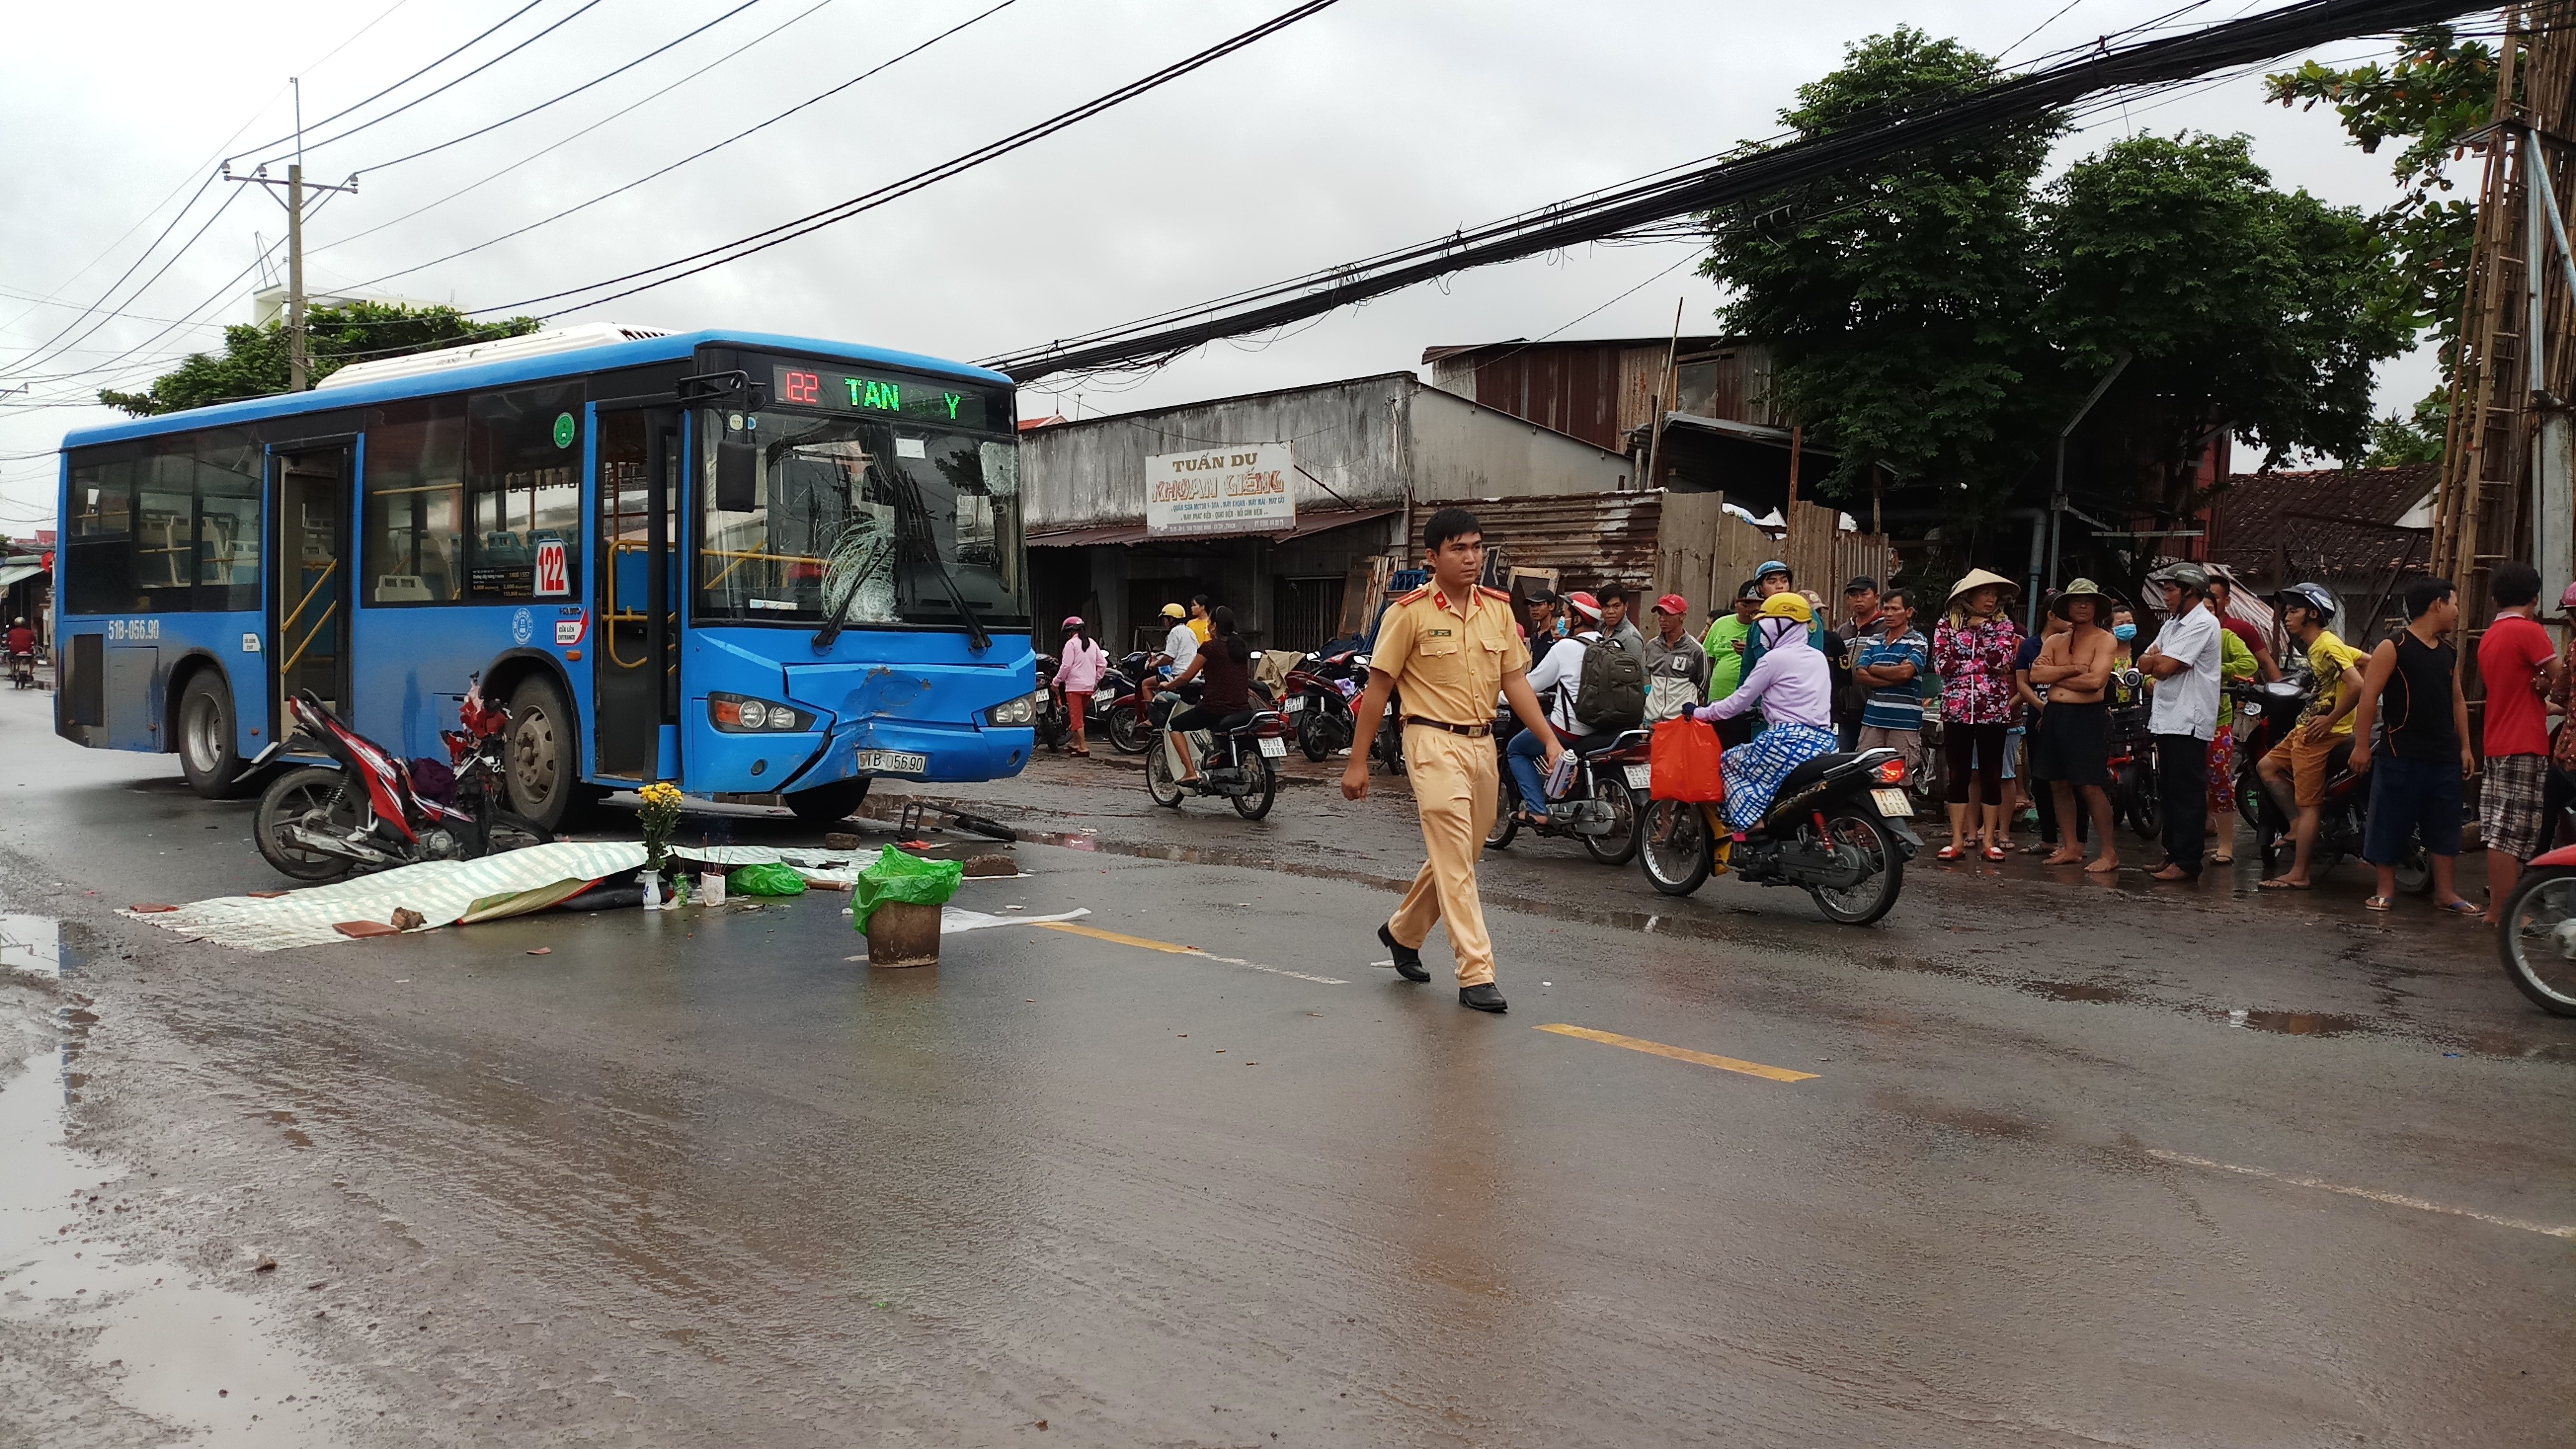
xmin=1455 ymin=341 xmax=1778 ymax=451
xmin=1417 ymin=491 xmax=1667 ymax=597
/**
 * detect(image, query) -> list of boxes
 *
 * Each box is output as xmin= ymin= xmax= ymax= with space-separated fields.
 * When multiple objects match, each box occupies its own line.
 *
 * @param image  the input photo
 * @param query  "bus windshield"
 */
xmin=696 ymin=407 xmax=1026 ymax=631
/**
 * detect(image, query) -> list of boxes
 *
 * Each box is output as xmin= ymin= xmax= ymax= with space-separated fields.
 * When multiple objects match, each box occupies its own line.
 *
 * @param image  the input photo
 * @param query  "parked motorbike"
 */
xmin=1095 ymin=650 xmax=1161 ymax=754
xmin=254 ymin=678 xmax=552 ymax=882
xmin=7 ymin=650 xmax=34 ymax=690
xmin=1483 ymin=713 xmax=1651 ymax=865
xmin=1142 ymin=693 xmax=1292 ymax=819
xmin=2493 ymin=841 xmax=2576 ymax=1015
xmin=2225 ymin=676 xmax=2430 ymax=892
xmin=1034 ymin=650 xmax=1072 ymax=753
xmin=1281 ymin=650 xmax=1364 ymax=762
xmin=1636 ymin=743 xmax=1921 ymax=925
xmin=2105 ymin=671 xmax=2158 ymax=839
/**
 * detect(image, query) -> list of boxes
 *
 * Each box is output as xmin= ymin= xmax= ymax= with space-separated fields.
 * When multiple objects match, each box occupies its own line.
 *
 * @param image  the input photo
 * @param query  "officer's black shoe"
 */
xmin=1458 ymin=983 xmax=1508 ymax=1013
xmin=1378 ymin=923 xmax=1430 ymax=982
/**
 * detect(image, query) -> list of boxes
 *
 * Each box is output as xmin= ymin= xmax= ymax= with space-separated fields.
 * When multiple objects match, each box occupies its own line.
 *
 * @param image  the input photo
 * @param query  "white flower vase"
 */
xmin=640 ymin=869 xmax=665 ymax=909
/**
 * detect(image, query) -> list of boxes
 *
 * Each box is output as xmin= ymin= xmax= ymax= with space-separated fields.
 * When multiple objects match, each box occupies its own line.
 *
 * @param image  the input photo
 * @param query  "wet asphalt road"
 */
xmin=1 ymin=687 xmax=2571 ymax=1448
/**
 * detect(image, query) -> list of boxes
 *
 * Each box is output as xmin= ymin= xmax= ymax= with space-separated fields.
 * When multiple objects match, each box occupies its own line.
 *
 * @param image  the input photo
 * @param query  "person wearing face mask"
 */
xmin=1690 ymin=592 xmax=1836 ymax=832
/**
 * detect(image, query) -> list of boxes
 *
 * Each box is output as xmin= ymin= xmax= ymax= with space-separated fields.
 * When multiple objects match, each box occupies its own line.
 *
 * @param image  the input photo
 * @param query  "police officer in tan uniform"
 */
xmin=1344 ymin=508 xmax=1563 ymax=1012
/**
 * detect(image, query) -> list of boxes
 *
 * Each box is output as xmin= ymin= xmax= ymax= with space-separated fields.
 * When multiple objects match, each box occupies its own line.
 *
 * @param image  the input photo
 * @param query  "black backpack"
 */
xmin=1573 ymin=635 xmax=1646 ymax=730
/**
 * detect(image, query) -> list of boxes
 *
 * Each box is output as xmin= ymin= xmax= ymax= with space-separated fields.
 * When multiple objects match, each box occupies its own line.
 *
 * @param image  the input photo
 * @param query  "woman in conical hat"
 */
xmin=1930 ymin=569 xmax=2024 ymax=861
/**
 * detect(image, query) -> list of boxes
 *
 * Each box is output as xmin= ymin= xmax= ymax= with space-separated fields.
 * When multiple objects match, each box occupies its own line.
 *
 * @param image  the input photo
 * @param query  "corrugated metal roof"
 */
xmin=2209 ymin=464 xmax=2436 ymax=583
xmin=1419 ymin=492 xmax=1666 ymax=595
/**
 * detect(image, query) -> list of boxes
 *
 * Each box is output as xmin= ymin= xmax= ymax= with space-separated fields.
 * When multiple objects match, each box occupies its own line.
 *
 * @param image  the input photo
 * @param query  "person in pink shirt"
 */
xmin=1054 ymin=615 xmax=1110 ymax=758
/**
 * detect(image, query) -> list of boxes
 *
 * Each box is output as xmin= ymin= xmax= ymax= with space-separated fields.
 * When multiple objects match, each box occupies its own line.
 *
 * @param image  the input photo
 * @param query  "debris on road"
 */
xmin=963 ymin=854 xmax=1017 ymax=878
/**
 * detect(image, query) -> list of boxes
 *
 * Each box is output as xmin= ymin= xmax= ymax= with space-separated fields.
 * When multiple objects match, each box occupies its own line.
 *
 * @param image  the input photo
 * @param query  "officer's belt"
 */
xmin=1403 ymin=715 xmax=1492 ymax=738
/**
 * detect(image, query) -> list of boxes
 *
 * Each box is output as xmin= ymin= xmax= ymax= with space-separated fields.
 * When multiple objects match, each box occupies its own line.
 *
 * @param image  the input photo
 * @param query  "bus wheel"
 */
xmin=505 ymin=676 xmax=580 ymax=832
xmin=177 ymin=672 xmax=247 ymax=799
xmin=787 ymin=778 xmax=871 ymax=825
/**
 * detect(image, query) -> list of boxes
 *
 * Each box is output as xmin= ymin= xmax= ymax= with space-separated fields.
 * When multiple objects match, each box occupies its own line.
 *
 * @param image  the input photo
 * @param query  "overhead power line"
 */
xmin=982 ymin=0 xmax=2488 ymax=381
xmin=225 ymin=0 xmax=548 ymax=167
xmin=478 ymin=0 xmax=1345 ymax=318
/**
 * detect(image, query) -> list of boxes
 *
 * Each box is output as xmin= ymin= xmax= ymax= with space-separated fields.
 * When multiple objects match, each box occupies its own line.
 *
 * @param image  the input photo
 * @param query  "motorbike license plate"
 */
xmin=1283 ymin=695 xmax=1306 ymax=712
xmin=1257 ymin=736 xmax=1287 ymax=758
xmin=1870 ymin=788 xmax=1913 ymax=818
xmin=854 ymin=749 xmax=930 ymax=776
xmin=1623 ymin=763 xmax=1652 ymax=790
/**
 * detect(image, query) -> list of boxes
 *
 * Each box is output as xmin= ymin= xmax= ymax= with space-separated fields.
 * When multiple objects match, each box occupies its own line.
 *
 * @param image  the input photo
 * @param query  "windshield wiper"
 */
xmin=812 ymin=460 xmax=991 ymax=654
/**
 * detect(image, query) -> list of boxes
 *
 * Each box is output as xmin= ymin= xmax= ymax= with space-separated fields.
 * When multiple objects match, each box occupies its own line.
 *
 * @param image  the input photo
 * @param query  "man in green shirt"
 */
xmin=1704 ymin=578 xmax=1762 ymax=700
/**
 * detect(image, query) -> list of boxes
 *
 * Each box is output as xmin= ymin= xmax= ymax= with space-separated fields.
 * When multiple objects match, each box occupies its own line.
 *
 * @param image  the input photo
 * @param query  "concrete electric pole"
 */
xmin=221 ymin=79 xmax=356 ymax=391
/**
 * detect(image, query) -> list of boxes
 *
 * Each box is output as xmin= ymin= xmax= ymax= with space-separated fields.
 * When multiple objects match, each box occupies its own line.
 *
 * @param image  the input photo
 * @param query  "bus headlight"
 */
xmin=985 ymin=690 xmax=1047 ymax=727
xmin=710 ymin=693 xmax=812 ymax=733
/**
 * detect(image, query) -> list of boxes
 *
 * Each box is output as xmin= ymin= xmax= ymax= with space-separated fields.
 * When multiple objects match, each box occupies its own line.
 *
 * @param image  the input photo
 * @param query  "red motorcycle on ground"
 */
xmin=254 ymin=677 xmax=553 ymax=881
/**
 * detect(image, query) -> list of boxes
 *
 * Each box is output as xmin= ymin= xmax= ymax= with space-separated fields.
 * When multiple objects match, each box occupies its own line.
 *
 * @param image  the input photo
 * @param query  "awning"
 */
xmin=0 ymin=563 xmax=41 ymax=589
xmin=1027 ymin=507 xmax=1397 ymax=549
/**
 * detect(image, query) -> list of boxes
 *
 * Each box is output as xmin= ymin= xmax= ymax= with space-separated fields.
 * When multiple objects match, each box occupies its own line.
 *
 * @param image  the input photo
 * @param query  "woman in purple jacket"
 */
xmin=1693 ymin=593 xmax=1834 ymax=832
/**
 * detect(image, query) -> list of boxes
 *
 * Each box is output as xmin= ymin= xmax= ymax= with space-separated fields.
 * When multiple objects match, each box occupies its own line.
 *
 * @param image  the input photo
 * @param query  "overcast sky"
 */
xmin=0 ymin=0 xmax=2471 ymax=532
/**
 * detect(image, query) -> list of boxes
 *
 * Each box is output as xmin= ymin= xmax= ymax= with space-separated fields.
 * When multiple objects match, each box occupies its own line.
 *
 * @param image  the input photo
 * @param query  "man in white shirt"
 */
xmin=2139 ymin=562 xmax=2224 ymax=882
xmin=1506 ymin=592 xmax=1603 ymax=824
xmin=1158 ymin=602 xmax=1198 ymax=675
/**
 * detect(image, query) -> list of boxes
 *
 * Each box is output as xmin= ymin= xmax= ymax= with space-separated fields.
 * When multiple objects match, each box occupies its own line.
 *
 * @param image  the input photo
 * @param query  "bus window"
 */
xmin=66 ymin=452 xmax=137 ymax=615
xmin=465 ymin=384 xmax=583 ymax=599
xmin=363 ymin=397 xmax=467 ymax=604
xmin=197 ymin=431 xmax=261 ymax=610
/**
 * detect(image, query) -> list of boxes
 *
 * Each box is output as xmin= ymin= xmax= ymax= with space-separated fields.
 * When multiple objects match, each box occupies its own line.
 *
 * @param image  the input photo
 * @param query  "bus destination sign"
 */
xmin=769 ymin=363 xmax=991 ymax=429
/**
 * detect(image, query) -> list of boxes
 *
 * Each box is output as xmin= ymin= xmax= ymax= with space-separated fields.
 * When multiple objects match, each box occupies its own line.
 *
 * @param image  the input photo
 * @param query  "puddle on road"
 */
xmin=0 ymin=1034 xmax=362 ymax=1445
xmin=1 ymin=913 xmax=62 ymax=977
xmin=2230 ymin=1009 xmax=2369 ymax=1038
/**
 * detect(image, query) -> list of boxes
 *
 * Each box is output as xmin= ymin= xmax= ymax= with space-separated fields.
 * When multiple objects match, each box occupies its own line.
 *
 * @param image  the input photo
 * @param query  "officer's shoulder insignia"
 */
xmin=1393 ymin=586 xmax=1431 ymax=605
xmin=1476 ymin=586 xmax=1513 ymax=602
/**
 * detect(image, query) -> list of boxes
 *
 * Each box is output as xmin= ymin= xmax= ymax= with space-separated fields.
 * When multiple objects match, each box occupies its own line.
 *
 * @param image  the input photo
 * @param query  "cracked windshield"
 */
xmin=696 ymin=404 xmax=1026 ymax=630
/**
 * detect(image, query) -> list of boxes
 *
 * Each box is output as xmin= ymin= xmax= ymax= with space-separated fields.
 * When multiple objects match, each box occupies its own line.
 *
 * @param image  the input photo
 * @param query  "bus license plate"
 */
xmin=1283 ymin=695 xmax=1305 ymax=712
xmin=1257 ymin=736 xmax=1287 ymax=758
xmin=855 ymin=749 xmax=929 ymax=776
xmin=1623 ymin=764 xmax=1652 ymax=790
xmin=1870 ymin=788 xmax=1912 ymax=817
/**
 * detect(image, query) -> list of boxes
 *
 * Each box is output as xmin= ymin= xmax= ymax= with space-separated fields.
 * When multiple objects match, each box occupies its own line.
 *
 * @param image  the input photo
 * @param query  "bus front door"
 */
xmin=271 ymin=442 xmax=351 ymax=746
xmin=593 ymin=408 xmax=679 ymax=779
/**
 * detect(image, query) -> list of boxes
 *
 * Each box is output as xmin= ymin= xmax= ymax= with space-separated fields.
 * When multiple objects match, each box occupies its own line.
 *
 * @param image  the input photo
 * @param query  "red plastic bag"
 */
xmin=1650 ymin=716 xmax=1726 ymax=802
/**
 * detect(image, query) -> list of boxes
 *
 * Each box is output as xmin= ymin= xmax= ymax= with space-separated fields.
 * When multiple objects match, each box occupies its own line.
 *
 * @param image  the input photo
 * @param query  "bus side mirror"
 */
xmin=715 ymin=439 xmax=757 ymax=512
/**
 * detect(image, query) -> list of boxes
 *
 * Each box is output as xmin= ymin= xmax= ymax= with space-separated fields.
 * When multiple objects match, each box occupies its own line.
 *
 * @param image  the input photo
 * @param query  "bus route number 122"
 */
xmin=534 ymin=539 xmax=569 ymax=597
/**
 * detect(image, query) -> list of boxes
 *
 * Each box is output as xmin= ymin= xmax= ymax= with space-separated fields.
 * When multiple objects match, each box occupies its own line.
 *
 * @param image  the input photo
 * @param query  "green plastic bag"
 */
xmin=726 ymin=862 xmax=809 ymax=897
xmin=852 ymin=846 xmax=962 ymax=930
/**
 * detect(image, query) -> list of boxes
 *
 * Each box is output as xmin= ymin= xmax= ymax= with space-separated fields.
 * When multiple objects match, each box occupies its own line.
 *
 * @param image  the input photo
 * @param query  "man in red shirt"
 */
xmin=2477 ymin=561 xmax=2562 ymax=919
xmin=2205 ymin=569 xmax=2281 ymax=683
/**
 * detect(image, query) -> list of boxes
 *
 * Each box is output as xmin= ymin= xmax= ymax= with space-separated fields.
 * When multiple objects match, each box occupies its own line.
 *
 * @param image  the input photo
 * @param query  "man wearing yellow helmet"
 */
xmin=1690 ymin=591 xmax=1837 ymax=831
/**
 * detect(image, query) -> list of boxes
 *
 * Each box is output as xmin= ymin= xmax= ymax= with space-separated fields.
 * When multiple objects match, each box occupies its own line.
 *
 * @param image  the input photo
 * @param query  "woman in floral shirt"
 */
xmin=1931 ymin=570 xmax=2024 ymax=861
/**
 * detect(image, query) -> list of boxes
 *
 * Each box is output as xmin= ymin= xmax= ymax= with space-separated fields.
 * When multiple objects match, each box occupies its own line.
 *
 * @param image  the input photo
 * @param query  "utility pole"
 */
xmin=222 ymin=79 xmax=356 ymax=391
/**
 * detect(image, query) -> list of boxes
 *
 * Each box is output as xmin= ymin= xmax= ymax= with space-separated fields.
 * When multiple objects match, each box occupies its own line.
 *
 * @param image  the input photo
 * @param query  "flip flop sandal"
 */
xmin=2436 ymin=899 xmax=2482 ymax=916
xmin=2212 ymin=854 xmax=2233 ymax=865
xmin=2258 ymin=878 xmax=2310 ymax=890
xmin=1936 ymin=845 xmax=1965 ymax=861
xmin=2363 ymin=895 xmax=2394 ymax=911
xmin=1983 ymin=845 xmax=2008 ymax=862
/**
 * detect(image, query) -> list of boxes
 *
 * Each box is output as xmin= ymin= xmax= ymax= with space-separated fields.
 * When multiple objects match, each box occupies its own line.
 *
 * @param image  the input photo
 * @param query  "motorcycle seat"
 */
xmin=1777 ymin=751 xmax=1868 ymax=796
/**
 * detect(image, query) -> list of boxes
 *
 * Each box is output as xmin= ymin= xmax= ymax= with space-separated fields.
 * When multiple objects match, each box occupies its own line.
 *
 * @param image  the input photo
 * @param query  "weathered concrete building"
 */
xmin=1022 ymin=372 xmax=1631 ymax=653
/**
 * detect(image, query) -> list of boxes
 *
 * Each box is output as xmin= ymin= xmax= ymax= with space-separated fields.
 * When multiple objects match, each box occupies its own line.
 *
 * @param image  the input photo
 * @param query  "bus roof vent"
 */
xmin=313 ymin=323 xmax=675 ymax=390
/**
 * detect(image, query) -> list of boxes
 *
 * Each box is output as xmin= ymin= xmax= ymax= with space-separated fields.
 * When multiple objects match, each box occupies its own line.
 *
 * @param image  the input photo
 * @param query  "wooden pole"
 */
xmin=1785 ymin=424 xmax=1803 ymax=554
xmin=1646 ymin=297 xmax=1684 ymax=489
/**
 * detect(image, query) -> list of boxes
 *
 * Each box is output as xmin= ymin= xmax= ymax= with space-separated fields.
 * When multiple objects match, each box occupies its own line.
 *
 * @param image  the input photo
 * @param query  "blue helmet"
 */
xmin=1755 ymin=559 xmax=1791 ymax=582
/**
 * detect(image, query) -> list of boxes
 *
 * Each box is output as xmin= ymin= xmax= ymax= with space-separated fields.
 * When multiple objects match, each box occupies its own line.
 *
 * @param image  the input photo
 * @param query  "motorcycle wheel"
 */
xmin=1144 ymin=739 xmax=1184 ymax=807
xmin=2235 ymin=759 xmax=2264 ymax=832
xmin=255 ymin=766 xmax=361 ymax=882
xmin=1232 ymin=751 xmax=1278 ymax=820
xmin=2124 ymin=763 xmax=2160 ymax=839
xmin=1297 ymin=712 xmax=1332 ymax=763
xmin=1638 ymin=798 xmax=1713 ymax=897
xmin=2496 ymin=866 xmax=2576 ymax=1015
xmin=1583 ymin=776 xmax=1641 ymax=866
xmin=1808 ymin=809 xmax=1903 ymax=926
xmin=2392 ymin=845 xmax=2434 ymax=896
xmin=1107 ymin=704 xmax=1151 ymax=755
xmin=1486 ymin=774 xmax=1521 ymax=850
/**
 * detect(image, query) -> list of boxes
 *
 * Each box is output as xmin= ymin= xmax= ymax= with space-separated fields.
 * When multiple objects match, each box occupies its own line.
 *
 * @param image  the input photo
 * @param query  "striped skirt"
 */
xmin=1720 ymin=723 xmax=1838 ymax=832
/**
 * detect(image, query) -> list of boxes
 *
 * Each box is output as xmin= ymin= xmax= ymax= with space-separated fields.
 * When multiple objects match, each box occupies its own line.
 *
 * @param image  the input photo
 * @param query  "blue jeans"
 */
xmin=1506 ymin=726 xmax=1554 ymax=806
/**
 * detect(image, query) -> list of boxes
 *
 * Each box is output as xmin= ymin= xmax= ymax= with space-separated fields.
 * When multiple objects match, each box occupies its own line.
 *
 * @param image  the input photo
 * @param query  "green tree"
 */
xmin=1702 ymin=28 xmax=2064 ymax=518
xmin=2042 ymin=132 xmax=2409 ymax=529
xmin=2265 ymin=24 xmax=2507 ymax=462
xmin=100 ymin=301 xmax=540 ymax=416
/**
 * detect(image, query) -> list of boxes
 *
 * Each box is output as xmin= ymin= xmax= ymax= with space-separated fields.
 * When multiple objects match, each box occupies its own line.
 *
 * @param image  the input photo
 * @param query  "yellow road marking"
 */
xmin=1037 ymin=920 xmax=1201 ymax=954
xmin=2147 ymin=1149 xmax=2576 ymax=1239
xmin=1536 ymin=1023 xmax=1818 ymax=1082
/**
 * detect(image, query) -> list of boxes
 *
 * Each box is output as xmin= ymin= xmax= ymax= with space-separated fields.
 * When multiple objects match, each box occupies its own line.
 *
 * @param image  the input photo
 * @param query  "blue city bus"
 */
xmin=51 ymin=325 xmax=1041 ymax=829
